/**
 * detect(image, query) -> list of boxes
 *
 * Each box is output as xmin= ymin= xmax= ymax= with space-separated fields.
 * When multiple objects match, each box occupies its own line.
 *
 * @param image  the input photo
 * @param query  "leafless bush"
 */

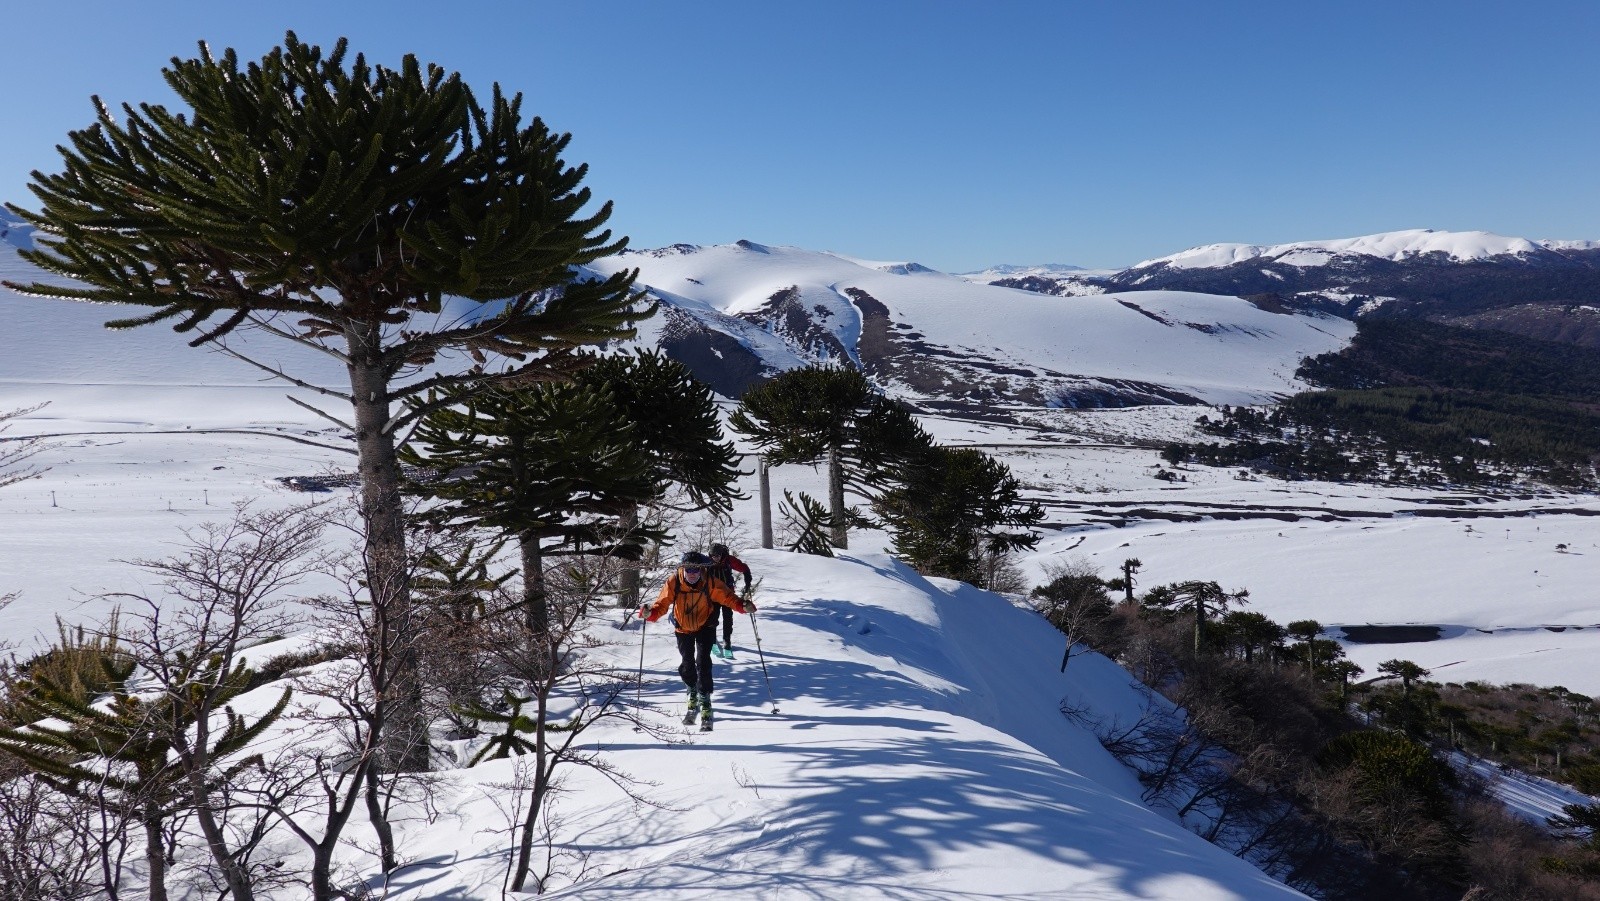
xmin=0 ymin=736 xmax=113 ymax=898
xmin=103 ymin=502 xmax=323 ymax=900
xmin=457 ymin=565 xmax=674 ymax=893
xmin=0 ymin=402 xmax=51 ymax=489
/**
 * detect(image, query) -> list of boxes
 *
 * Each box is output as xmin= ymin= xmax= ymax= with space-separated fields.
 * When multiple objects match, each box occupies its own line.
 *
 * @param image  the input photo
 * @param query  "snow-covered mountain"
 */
xmin=970 ymin=229 xmax=1600 ymax=348
xmin=1130 ymin=229 xmax=1600 ymax=270
xmin=961 ymin=262 xmax=1099 ymax=280
xmin=0 ymin=207 xmax=32 ymax=250
xmin=589 ymin=240 xmax=1351 ymax=413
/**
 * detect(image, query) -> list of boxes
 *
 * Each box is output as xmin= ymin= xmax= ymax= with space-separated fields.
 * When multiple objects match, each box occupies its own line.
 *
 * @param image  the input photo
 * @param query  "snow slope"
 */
xmin=211 ymin=550 xmax=1308 ymax=899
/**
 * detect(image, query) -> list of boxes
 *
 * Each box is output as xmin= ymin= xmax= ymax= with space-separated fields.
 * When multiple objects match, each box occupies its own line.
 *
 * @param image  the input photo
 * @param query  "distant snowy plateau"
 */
xmin=5 ymin=213 xmax=1600 ymax=897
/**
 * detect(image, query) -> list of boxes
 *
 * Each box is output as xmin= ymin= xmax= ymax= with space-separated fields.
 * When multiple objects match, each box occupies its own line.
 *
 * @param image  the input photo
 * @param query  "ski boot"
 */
xmin=699 ymin=696 xmax=714 ymax=732
xmin=682 ymin=690 xmax=700 ymax=725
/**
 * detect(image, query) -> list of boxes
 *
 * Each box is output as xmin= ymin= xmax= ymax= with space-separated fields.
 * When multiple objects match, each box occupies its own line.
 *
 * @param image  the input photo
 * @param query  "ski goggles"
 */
xmin=683 ymin=565 xmax=705 ymax=575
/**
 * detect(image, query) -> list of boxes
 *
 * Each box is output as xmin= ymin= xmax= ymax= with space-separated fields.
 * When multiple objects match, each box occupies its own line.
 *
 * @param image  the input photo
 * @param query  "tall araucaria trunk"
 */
xmin=618 ymin=505 xmax=641 ymax=609
xmin=520 ymin=531 xmax=548 ymax=638
xmin=347 ymin=322 xmax=428 ymax=773
xmin=759 ymin=457 xmax=774 ymax=550
xmin=827 ymin=444 xmax=847 ymax=549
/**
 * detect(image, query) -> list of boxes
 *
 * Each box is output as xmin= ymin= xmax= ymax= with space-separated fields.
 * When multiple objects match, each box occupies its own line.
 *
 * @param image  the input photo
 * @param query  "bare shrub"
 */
xmin=0 ymin=403 xmax=51 ymax=489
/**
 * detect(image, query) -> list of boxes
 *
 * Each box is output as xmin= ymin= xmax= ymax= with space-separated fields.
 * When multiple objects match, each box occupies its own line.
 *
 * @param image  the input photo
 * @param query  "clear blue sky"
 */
xmin=4 ymin=1 xmax=1598 ymax=271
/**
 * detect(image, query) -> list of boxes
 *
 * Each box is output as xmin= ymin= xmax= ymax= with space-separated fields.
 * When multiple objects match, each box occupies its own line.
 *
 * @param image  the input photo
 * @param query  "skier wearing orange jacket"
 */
xmin=638 ymin=551 xmax=755 ymax=729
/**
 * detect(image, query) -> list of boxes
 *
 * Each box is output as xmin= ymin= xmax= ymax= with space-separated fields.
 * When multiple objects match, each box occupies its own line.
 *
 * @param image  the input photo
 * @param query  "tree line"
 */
xmin=1167 ymin=389 xmax=1600 ymax=489
xmin=1162 ymin=318 xmax=1600 ymax=489
xmin=1033 ymin=557 xmax=1600 ymax=898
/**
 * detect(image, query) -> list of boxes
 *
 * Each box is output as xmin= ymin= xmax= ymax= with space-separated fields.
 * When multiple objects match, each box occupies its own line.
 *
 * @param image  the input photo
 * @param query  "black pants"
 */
xmin=715 ymin=603 xmax=733 ymax=646
xmin=676 ymin=625 xmax=718 ymax=698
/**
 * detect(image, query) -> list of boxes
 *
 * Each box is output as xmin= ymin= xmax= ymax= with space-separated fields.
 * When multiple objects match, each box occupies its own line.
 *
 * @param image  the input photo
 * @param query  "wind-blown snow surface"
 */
xmin=1132 ymin=228 xmax=1600 ymax=270
xmin=591 ymin=241 xmax=1352 ymax=406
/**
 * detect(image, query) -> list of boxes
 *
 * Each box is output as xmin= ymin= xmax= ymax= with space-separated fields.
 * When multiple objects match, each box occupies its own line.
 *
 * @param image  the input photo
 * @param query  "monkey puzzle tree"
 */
xmin=3 ymin=34 xmax=647 ymax=770
xmin=402 ymin=352 xmax=742 ymax=619
xmin=578 ymin=352 xmax=743 ymax=606
xmin=402 ymin=382 xmax=657 ymax=639
xmin=1142 ymin=580 xmax=1250 ymax=654
xmin=730 ymin=365 xmax=929 ymax=549
xmin=873 ymin=445 xmax=1043 ymax=585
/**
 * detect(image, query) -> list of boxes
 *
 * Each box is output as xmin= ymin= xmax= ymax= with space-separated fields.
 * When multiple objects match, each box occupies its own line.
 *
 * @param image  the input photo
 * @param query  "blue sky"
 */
xmin=4 ymin=1 xmax=1597 ymax=271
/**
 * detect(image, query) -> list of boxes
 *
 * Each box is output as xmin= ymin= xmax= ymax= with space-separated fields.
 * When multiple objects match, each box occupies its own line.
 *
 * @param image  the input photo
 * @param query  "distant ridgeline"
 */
xmin=1168 ymin=319 xmax=1600 ymax=489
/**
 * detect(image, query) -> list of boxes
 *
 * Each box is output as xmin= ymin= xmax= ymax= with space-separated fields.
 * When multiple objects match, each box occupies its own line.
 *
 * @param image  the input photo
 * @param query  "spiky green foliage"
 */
xmin=729 ymin=365 xmax=871 ymax=463
xmin=0 ymin=654 xmax=288 ymax=901
xmin=578 ymin=351 xmax=743 ymax=515
xmin=1316 ymin=730 xmax=1466 ymax=879
xmin=0 ymin=655 xmax=287 ymax=798
xmin=873 ymin=446 xmax=1043 ymax=583
xmin=1378 ymin=658 xmax=1432 ymax=695
xmin=778 ymin=490 xmax=837 ymax=557
xmin=404 ymin=352 xmax=743 ymax=632
xmin=405 ymin=383 xmax=653 ymax=544
xmin=402 ymin=381 xmax=658 ymax=635
xmin=5 ymin=615 xmax=133 ymax=721
xmin=455 ymin=691 xmax=580 ymax=766
xmin=5 ymin=32 xmax=646 ymax=372
xmin=413 ymin=536 xmax=515 ymax=623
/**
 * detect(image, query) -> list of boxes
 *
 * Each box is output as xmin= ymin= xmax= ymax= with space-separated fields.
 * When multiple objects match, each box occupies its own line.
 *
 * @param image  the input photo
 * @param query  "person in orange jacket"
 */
xmin=638 ymin=551 xmax=754 ymax=728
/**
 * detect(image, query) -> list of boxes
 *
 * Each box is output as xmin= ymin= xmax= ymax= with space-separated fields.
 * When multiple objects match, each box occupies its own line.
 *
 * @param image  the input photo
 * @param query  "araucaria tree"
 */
xmin=1142 ymin=580 xmax=1250 ymax=654
xmin=873 ymin=445 xmax=1044 ymax=586
xmin=403 ymin=381 xmax=658 ymax=638
xmin=402 ymin=351 xmax=742 ymax=625
xmin=4 ymin=34 xmax=647 ymax=770
xmin=577 ymin=352 xmax=744 ymax=605
xmin=730 ymin=365 xmax=926 ymax=549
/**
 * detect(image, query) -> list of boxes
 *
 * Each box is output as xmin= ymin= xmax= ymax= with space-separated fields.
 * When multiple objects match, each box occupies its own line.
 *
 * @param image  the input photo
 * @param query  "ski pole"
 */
xmin=634 ymin=615 xmax=648 ymax=715
xmin=747 ymin=609 xmax=779 ymax=715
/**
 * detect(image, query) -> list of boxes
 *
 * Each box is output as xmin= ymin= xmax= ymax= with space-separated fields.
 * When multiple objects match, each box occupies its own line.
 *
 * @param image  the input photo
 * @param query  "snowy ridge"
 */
xmin=4 ymin=223 xmax=1600 ymax=896
xmin=216 ymin=550 xmax=1308 ymax=899
xmin=1133 ymin=228 xmax=1600 ymax=270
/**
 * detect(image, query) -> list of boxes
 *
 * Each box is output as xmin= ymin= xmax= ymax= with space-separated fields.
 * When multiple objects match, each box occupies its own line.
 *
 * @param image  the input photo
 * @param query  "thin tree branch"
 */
xmin=208 ymin=345 xmax=353 ymax=402
xmin=285 ymin=395 xmax=355 ymax=433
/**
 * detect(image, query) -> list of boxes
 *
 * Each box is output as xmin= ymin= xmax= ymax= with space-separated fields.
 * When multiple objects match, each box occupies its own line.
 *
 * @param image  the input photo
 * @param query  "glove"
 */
xmin=743 ymin=599 xmax=757 ymax=613
xmin=637 ymin=606 xmax=651 ymax=621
